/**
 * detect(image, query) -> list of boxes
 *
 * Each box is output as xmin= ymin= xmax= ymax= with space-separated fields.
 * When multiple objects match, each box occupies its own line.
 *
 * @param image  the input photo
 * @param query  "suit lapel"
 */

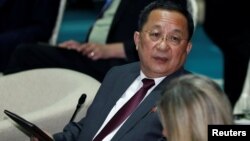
xmin=112 ymin=87 xmax=162 ymax=140
xmin=111 ymin=67 xmax=188 ymax=140
xmin=89 ymin=63 xmax=141 ymax=138
xmin=103 ymin=66 xmax=140 ymax=114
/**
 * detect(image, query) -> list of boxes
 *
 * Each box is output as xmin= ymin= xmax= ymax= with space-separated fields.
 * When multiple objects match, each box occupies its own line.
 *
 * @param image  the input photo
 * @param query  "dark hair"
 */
xmin=138 ymin=0 xmax=194 ymax=41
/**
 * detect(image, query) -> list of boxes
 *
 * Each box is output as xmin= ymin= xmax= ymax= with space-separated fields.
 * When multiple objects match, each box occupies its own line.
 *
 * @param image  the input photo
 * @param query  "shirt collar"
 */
xmin=139 ymin=71 xmax=166 ymax=86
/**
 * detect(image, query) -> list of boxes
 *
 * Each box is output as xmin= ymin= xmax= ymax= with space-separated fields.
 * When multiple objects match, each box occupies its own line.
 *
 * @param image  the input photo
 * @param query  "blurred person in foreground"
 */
xmin=157 ymin=74 xmax=233 ymax=141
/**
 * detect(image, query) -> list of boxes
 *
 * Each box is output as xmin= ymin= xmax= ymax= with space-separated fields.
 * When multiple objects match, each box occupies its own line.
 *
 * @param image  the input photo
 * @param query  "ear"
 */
xmin=134 ymin=31 xmax=140 ymax=50
xmin=186 ymin=42 xmax=192 ymax=54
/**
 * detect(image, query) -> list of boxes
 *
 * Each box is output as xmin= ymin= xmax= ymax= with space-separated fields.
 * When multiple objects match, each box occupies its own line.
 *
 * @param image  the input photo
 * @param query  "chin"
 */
xmin=151 ymin=69 xmax=169 ymax=77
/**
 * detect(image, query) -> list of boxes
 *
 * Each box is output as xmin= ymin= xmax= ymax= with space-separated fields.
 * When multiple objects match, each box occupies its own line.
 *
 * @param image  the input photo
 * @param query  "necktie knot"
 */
xmin=142 ymin=78 xmax=155 ymax=90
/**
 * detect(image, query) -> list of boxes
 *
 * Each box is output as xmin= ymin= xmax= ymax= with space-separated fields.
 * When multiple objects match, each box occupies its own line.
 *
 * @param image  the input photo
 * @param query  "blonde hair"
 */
xmin=157 ymin=74 xmax=233 ymax=141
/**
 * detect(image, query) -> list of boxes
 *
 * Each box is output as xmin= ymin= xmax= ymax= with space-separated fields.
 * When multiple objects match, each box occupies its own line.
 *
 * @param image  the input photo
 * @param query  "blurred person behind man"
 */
xmin=203 ymin=0 xmax=250 ymax=108
xmin=3 ymin=0 xmax=197 ymax=82
xmin=3 ymin=0 xmax=154 ymax=81
xmin=0 ymin=0 xmax=60 ymax=71
xmin=31 ymin=0 xmax=195 ymax=140
xmin=157 ymin=74 xmax=233 ymax=141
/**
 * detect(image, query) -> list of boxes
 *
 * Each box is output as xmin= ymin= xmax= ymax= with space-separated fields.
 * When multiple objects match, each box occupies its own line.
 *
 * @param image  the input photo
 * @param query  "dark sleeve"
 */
xmin=0 ymin=0 xmax=60 ymax=47
xmin=105 ymin=0 xmax=154 ymax=64
xmin=120 ymin=0 xmax=154 ymax=63
xmin=53 ymin=122 xmax=83 ymax=141
xmin=123 ymin=40 xmax=139 ymax=63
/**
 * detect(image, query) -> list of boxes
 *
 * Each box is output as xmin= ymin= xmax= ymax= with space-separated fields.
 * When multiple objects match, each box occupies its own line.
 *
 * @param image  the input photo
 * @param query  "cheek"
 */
xmin=140 ymin=42 xmax=155 ymax=55
xmin=140 ymin=37 xmax=156 ymax=48
xmin=172 ymin=48 xmax=187 ymax=60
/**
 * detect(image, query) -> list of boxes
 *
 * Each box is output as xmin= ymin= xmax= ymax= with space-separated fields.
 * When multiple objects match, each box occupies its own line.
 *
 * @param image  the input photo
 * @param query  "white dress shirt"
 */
xmin=92 ymin=71 xmax=165 ymax=141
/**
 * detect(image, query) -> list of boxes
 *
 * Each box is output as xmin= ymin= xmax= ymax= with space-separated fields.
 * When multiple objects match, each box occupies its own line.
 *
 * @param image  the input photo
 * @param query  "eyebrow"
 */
xmin=147 ymin=25 xmax=162 ymax=30
xmin=171 ymin=29 xmax=183 ymax=34
xmin=146 ymin=24 xmax=184 ymax=32
xmin=146 ymin=28 xmax=184 ymax=36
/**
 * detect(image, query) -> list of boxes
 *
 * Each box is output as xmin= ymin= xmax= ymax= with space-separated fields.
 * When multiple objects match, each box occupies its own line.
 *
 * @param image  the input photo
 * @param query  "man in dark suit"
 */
xmin=0 ymin=0 xmax=60 ymax=71
xmin=3 ymin=0 xmax=154 ymax=82
xmin=31 ymin=1 xmax=194 ymax=140
xmin=203 ymin=0 xmax=250 ymax=107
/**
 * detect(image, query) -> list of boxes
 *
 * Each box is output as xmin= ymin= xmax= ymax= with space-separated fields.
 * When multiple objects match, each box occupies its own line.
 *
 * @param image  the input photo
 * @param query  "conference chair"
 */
xmin=0 ymin=68 xmax=100 ymax=141
xmin=234 ymin=59 xmax=250 ymax=115
xmin=49 ymin=0 xmax=67 ymax=45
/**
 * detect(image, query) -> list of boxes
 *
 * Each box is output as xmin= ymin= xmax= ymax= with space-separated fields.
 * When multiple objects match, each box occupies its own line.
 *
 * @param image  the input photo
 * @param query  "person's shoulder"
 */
xmin=110 ymin=62 xmax=140 ymax=72
xmin=101 ymin=62 xmax=140 ymax=83
xmin=103 ymin=62 xmax=139 ymax=79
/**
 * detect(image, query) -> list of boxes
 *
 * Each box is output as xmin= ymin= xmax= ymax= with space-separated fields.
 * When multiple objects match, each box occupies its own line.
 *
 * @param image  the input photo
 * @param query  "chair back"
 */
xmin=49 ymin=0 xmax=67 ymax=45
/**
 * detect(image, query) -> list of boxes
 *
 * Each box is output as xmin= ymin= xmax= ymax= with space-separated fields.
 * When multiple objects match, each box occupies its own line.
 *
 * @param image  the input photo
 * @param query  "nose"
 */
xmin=157 ymin=36 xmax=169 ymax=50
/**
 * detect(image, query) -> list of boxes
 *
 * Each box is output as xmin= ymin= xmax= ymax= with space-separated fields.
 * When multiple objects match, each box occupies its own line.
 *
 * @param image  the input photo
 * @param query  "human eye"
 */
xmin=149 ymin=31 xmax=161 ymax=41
xmin=168 ymin=35 xmax=182 ymax=45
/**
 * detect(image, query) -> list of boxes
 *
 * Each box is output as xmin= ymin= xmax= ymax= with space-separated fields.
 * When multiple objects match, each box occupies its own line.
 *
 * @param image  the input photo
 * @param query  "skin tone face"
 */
xmin=134 ymin=9 xmax=192 ymax=78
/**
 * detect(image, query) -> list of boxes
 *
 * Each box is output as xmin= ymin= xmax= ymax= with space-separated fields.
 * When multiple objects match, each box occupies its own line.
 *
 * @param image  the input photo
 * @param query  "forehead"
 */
xmin=143 ymin=9 xmax=188 ymax=32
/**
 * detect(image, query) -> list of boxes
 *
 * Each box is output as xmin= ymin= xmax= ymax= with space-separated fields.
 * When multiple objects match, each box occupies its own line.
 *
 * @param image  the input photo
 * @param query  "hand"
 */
xmin=58 ymin=40 xmax=81 ymax=50
xmin=76 ymin=43 xmax=126 ymax=60
xmin=76 ymin=43 xmax=109 ymax=60
xmin=30 ymin=136 xmax=39 ymax=141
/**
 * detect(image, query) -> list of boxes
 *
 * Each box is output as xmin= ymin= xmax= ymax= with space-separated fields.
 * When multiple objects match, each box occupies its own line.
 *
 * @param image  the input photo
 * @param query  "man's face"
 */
xmin=134 ymin=9 xmax=192 ymax=78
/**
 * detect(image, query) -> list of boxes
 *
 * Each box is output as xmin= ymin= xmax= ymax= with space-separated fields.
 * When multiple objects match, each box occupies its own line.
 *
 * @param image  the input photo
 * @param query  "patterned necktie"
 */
xmin=93 ymin=78 xmax=155 ymax=141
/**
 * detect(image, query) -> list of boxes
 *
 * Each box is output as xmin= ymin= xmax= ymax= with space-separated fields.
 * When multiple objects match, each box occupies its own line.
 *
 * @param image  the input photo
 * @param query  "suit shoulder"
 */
xmin=109 ymin=62 xmax=139 ymax=72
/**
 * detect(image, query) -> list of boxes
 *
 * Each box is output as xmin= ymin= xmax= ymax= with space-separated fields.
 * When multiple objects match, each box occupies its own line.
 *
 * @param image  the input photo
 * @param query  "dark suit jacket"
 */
xmin=85 ymin=0 xmax=154 ymax=66
xmin=53 ymin=62 xmax=189 ymax=141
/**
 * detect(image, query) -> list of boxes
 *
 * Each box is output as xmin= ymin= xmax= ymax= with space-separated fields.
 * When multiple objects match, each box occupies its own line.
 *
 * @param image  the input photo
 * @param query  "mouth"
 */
xmin=153 ymin=56 xmax=168 ymax=63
